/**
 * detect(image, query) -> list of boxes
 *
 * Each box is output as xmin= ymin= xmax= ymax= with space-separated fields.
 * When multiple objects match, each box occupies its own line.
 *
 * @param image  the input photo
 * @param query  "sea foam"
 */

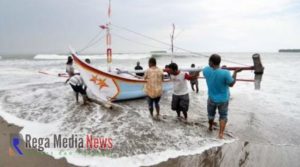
xmin=34 ymin=54 xmax=150 ymax=60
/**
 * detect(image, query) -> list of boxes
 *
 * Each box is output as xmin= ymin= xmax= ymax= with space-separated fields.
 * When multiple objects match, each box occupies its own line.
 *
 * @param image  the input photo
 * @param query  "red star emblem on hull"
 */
xmin=96 ymin=78 xmax=108 ymax=89
xmin=90 ymin=75 xmax=109 ymax=90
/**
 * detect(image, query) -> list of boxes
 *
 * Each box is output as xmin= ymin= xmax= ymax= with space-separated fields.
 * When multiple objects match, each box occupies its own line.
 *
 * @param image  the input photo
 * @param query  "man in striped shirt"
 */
xmin=65 ymin=71 xmax=88 ymax=104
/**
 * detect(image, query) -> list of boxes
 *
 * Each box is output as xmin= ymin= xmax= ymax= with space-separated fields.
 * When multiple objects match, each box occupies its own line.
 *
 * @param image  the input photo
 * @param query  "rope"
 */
xmin=112 ymin=24 xmax=179 ymax=50
xmin=78 ymin=31 xmax=105 ymax=53
xmin=113 ymin=32 xmax=168 ymax=50
xmin=111 ymin=24 xmax=249 ymax=66
xmin=174 ymin=29 xmax=185 ymax=40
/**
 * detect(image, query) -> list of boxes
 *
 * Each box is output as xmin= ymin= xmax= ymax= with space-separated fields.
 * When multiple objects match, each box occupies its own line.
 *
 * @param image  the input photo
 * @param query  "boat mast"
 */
xmin=106 ymin=0 xmax=112 ymax=72
xmin=170 ymin=23 xmax=175 ymax=62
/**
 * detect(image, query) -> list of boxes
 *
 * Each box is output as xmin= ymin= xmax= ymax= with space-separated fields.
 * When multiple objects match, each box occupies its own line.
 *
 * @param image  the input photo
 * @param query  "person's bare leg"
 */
xmin=75 ymin=93 xmax=79 ymax=103
xmin=155 ymin=105 xmax=160 ymax=119
xmin=149 ymin=108 xmax=153 ymax=117
xmin=82 ymin=94 xmax=88 ymax=104
xmin=183 ymin=111 xmax=187 ymax=119
xmin=83 ymin=89 xmax=91 ymax=101
xmin=208 ymin=120 xmax=214 ymax=131
xmin=183 ymin=111 xmax=188 ymax=122
xmin=176 ymin=110 xmax=181 ymax=119
xmin=148 ymin=98 xmax=154 ymax=117
xmin=191 ymin=83 xmax=195 ymax=91
xmin=219 ymin=120 xmax=227 ymax=139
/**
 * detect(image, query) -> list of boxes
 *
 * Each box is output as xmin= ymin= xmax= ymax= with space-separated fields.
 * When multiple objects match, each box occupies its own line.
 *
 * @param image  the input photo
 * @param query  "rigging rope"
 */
xmin=78 ymin=31 xmax=105 ymax=53
xmin=111 ymin=24 xmax=249 ymax=66
xmin=113 ymin=32 xmax=168 ymax=50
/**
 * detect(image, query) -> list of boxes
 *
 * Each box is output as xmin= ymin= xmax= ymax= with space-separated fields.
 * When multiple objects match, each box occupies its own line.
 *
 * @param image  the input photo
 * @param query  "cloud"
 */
xmin=168 ymin=0 xmax=300 ymax=51
xmin=0 ymin=0 xmax=299 ymax=54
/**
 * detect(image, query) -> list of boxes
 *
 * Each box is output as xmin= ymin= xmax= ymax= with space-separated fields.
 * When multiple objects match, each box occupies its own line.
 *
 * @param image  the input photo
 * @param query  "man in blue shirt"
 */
xmin=203 ymin=54 xmax=242 ymax=139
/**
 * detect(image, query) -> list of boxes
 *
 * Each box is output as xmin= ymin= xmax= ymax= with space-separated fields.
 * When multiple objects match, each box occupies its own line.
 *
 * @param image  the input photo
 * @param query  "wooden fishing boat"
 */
xmin=71 ymin=51 xmax=172 ymax=101
xmin=68 ymin=0 xmax=264 ymax=102
xmin=68 ymin=0 xmax=173 ymax=102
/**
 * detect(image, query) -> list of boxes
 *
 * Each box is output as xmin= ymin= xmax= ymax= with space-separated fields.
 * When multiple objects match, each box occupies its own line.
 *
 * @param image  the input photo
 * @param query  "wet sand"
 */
xmin=151 ymin=138 xmax=300 ymax=167
xmin=0 ymin=117 xmax=77 ymax=167
xmin=150 ymin=93 xmax=300 ymax=167
xmin=2 ymin=113 xmax=300 ymax=167
xmin=150 ymin=141 xmax=300 ymax=167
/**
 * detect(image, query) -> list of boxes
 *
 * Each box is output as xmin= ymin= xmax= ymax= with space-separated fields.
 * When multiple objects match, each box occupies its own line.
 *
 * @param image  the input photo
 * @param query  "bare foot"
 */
xmin=218 ymin=133 xmax=224 ymax=139
xmin=156 ymin=114 xmax=160 ymax=120
xmin=182 ymin=118 xmax=188 ymax=123
xmin=149 ymin=111 xmax=153 ymax=117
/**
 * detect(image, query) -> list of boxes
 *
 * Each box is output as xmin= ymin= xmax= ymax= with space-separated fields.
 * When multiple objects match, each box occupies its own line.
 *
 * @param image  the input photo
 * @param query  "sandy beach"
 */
xmin=151 ymin=112 xmax=300 ymax=167
xmin=151 ymin=141 xmax=300 ymax=167
xmin=2 ymin=94 xmax=300 ymax=167
xmin=2 ymin=107 xmax=300 ymax=167
xmin=0 ymin=117 xmax=76 ymax=167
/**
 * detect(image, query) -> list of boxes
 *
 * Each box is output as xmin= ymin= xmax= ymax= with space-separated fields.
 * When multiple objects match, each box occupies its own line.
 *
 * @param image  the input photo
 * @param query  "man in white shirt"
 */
xmin=166 ymin=63 xmax=199 ymax=122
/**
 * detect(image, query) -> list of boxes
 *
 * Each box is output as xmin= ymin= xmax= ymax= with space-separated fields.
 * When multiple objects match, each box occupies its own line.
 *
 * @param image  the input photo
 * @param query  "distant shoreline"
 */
xmin=278 ymin=49 xmax=300 ymax=52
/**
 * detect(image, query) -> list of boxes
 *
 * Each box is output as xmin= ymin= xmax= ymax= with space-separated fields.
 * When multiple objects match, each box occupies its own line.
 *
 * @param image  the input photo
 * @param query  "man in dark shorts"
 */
xmin=167 ymin=63 xmax=199 ymax=122
xmin=203 ymin=54 xmax=242 ymax=139
xmin=65 ymin=71 xmax=88 ymax=104
xmin=144 ymin=58 xmax=164 ymax=119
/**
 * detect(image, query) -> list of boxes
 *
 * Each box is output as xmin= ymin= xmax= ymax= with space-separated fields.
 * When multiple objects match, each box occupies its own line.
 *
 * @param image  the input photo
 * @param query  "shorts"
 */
xmin=190 ymin=79 xmax=198 ymax=85
xmin=70 ymin=84 xmax=87 ymax=95
xmin=171 ymin=94 xmax=189 ymax=112
xmin=147 ymin=96 xmax=161 ymax=110
xmin=207 ymin=98 xmax=229 ymax=122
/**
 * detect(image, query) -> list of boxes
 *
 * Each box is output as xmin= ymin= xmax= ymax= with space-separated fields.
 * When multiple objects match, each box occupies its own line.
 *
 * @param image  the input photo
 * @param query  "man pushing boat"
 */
xmin=166 ymin=62 xmax=199 ymax=122
xmin=144 ymin=58 xmax=164 ymax=119
xmin=203 ymin=54 xmax=242 ymax=139
xmin=65 ymin=71 xmax=88 ymax=104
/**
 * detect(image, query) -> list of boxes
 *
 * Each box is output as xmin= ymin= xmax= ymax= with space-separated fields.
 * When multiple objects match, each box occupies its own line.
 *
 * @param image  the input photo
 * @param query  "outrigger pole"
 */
xmin=221 ymin=54 xmax=264 ymax=89
xmin=118 ymin=54 xmax=264 ymax=89
xmin=100 ymin=0 xmax=112 ymax=72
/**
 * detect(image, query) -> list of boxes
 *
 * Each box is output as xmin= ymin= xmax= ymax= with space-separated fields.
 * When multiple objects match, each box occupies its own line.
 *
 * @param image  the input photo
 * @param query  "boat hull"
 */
xmin=72 ymin=53 xmax=172 ymax=101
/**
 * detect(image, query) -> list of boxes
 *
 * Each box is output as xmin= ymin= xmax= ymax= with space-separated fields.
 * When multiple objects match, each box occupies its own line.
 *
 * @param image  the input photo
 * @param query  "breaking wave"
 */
xmin=34 ymin=54 xmax=151 ymax=60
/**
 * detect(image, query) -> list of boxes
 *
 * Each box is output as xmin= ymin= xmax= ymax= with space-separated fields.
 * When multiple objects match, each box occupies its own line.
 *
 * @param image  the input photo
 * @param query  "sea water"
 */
xmin=0 ymin=52 xmax=300 ymax=167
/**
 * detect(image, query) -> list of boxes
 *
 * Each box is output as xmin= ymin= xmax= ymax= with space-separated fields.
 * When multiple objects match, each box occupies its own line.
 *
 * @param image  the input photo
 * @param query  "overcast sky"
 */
xmin=0 ymin=0 xmax=300 ymax=54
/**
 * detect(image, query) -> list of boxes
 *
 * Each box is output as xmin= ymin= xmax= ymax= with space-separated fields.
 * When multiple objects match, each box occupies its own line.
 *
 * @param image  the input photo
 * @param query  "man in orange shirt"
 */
xmin=144 ymin=58 xmax=164 ymax=119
